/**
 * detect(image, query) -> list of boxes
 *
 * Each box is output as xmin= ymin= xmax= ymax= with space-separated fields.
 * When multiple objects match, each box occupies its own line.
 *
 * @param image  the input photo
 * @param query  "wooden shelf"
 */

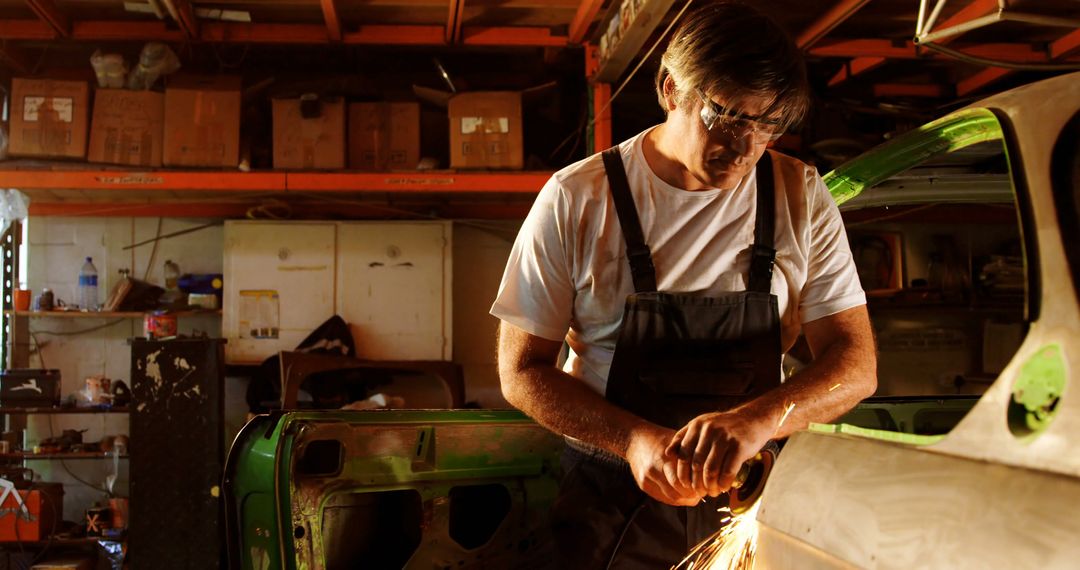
xmin=0 ymin=452 xmax=129 ymax=460
xmin=0 ymin=407 xmax=128 ymax=414
xmin=7 ymin=310 xmax=221 ymax=319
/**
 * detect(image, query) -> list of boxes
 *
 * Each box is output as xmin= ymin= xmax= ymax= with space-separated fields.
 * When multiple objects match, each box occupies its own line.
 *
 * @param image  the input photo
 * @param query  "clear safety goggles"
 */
xmin=696 ymin=89 xmax=784 ymax=144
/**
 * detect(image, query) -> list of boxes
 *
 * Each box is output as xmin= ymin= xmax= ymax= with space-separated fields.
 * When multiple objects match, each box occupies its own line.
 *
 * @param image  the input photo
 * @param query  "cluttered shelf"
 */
xmin=0 ymin=407 xmax=128 ymax=414
xmin=0 ymin=452 xmax=129 ymax=460
xmin=5 ymin=310 xmax=221 ymax=319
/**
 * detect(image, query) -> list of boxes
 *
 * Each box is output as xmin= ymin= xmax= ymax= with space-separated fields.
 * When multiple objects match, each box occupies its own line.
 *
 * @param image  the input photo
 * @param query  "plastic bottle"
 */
xmin=78 ymin=257 xmax=99 ymax=311
xmin=163 ymin=260 xmax=180 ymax=291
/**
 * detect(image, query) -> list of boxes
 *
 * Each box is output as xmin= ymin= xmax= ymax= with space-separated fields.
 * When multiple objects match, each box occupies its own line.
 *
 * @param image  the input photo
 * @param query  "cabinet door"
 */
xmin=336 ymin=222 xmax=452 ymax=360
xmin=224 ymin=221 xmax=336 ymax=364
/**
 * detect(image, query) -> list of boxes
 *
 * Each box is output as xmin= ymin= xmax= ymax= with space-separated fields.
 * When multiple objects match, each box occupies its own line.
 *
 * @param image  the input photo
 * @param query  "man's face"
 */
xmin=672 ymin=86 xmax=781 ymax=190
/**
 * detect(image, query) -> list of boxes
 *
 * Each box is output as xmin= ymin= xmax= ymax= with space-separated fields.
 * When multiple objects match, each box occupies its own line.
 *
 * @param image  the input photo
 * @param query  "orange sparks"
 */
xmin=672 ymin=502 xmax=762 ymax=570
xmin=828 ymin=383 xmax=842 ymax=392
xmin=776 ymin=401 xmax=797 ymax=431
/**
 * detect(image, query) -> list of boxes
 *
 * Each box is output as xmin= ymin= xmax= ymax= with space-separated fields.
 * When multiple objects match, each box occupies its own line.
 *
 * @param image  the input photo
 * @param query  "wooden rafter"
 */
xmin=446 ymin=0 xmax=465 ymax=44
xmin=320 ymin=0 xmax=342 ymax=42
xmin=873 ymin=83 xmax=946 ymax=98
xmin=796 ymin=0 xmax=872 ymax=49
xmin=1051 ymin=27 xmax=1080 ymax=60
xmin=0 ymin=20 xmax=567 ymax=47
xmin=956 ymin=67 xmax=1011 ymax=96
xmin=163 ymin=0 xmax=199 ymax=39
xmin=931 ymin=0 xmax=999 ymax=46
xmin=957 ymin=28 xmax=1080 ymax=97
xmin=828 ymin=56 xmax=885 ymax=87
xmin=568 ymin=0 xmax=605 ymax=45
xmin=24 ymin=0 xmax=69 ymax=38
xmin=812 ymin=39 xmax=1048 ymax=62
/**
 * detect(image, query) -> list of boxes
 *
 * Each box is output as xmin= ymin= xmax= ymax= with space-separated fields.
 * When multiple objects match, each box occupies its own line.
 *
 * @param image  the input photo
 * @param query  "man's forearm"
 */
xmin=501 ymin=363 xmax=659 ymax=459
xmin=737 ymin=335 xmax=877 ymax=440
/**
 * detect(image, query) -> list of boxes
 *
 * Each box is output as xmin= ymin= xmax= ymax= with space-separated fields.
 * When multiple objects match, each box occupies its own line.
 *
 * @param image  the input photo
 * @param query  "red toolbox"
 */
xmin=0 ymin=483 xmax=63 ymax=542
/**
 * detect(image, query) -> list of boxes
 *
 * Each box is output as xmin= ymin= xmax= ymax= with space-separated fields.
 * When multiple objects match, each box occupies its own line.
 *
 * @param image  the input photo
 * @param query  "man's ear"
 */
xmin=662 ymin=74 xmax=680 ymax=112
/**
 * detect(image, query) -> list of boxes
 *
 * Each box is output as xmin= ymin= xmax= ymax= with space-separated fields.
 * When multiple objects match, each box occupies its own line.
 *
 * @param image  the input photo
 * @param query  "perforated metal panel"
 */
xmin=130 ymin=338 xmax=226 ymax=570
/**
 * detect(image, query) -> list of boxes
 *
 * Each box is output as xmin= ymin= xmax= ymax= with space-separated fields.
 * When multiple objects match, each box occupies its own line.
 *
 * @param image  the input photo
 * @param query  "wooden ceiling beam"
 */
xmin=929 ymin=0 xmax=999 ymax=46
xmin=828 ymin=56 xmax=885 ymax=86
xmin=811 ymin=39 xmax=1047 ymax=62
xmin=446 ymin=0 xmax=465 ymax=44
xmin=956 ymin=67 xmax=1011 ymax=96
xmin=873 ymin=83 xmax=947 ymax=98
xmin=24 ymin=0 xmax=70 ymax=38
xmin=161 ymin=0 xmax=199 ymax=39
xmin=1050 ymin=28 xmax=1080 ymax=60
xmin=0 ymin=20 xmax=563 ymax=47
xmin=320 ymin=0 xmax=342 ymax=42
xmin=796 ymin=0 xmax=872 ymax=49
xmin=568 ymin=0 xmax=604 ymax=45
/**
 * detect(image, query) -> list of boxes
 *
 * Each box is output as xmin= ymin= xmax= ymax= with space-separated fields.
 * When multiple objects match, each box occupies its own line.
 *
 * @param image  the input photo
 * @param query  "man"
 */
xmin=491 ymin=1 xmax=877 ymax=567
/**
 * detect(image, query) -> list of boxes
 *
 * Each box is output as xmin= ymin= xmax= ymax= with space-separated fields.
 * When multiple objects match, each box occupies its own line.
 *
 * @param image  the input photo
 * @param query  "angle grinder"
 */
xmin=726 ymin=440 xmax=779 ymax=514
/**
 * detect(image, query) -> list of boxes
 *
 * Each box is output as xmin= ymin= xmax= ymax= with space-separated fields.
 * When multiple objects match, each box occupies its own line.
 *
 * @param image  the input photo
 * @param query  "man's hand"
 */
xmin=626 ymin=424 xmax=702 ymax=506
xmin=663 ymin=409 xmax=777 ymax=498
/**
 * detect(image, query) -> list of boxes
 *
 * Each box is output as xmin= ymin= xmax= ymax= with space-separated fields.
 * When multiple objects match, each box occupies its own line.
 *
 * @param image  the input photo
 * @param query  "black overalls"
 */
xmin=550 ymin=148 xmax=784 ymax=569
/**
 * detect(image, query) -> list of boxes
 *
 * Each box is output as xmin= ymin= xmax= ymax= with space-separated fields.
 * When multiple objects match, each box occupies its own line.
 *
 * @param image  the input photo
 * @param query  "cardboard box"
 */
xmin=8 ymin=78 xmax=89 ymax=159
xmin=273 ymin=97 xmax=346 ymax=169
xmin=0 ymin=483 xmax=63 ymax=543
xmin=447 ymin=92 xmax=522 ymax=170
xmin=348 ymin=102 xmax=420 ymax=171
xmin=88 ymin=89 xmax=164 ymax=167
xmin=163 ymin=75 xmax=241 ymax=167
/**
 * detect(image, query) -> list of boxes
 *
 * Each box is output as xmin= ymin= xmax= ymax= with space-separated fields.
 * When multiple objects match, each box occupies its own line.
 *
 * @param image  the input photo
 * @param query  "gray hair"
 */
xmin=655 ymin=0 xmax=811 ymax=133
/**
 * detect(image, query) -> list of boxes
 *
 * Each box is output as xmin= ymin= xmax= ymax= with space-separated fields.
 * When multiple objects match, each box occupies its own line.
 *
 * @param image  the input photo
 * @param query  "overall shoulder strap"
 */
xmin=601 ymin=147 xmax=658 ymax=293
xmin=748 ymin=152 xmax=777 ymax=294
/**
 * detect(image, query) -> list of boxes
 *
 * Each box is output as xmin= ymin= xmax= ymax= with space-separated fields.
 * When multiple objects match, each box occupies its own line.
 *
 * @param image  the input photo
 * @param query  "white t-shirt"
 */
xmin=491 ymin=128 xmax=866 ymax=395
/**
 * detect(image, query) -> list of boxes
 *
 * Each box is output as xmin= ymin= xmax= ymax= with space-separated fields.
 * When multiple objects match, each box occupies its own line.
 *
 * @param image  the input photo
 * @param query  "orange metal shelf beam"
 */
xmin=0 ymin=169 xmax=550 ymax=194
xmin=0 ymin=170 xmax=288 ymax=192
xmin=25 ymin=0 xmax=69 ymax=38
xmin=796 ymin=0 xmax=871 ymax=49
xmin=321 ymin=0 xmax=342 ymax=42
xmin=285 ymin=172 xmax=551 ymax=193
xmin=27 ymin=201 xmax=535 ymax=219
xmin=568 ymin=0 xmax=605 ymax=45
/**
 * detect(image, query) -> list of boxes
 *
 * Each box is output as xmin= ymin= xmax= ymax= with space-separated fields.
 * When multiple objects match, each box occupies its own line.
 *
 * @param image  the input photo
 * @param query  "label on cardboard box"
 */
xmin=460 ymin=117 xmax=509 ymax=134
xmin=9 ymin=78 xmax=89 ymax=158
xmin=23 ymin=97 xmax=74 ymax=123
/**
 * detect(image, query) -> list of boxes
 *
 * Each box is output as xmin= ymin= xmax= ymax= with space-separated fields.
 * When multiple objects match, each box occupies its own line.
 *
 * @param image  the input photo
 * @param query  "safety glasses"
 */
xmin=695 ymin=89 xmax=784 ymax=144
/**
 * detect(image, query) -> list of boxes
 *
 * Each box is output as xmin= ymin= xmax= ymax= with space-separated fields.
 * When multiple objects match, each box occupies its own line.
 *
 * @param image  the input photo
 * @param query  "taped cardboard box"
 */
xmin=272 ymin=96 xmax=346 ymax=169
xmin=8 ymin=78 xmax=89 ymax=159
xmin=88 ymin=89 xmax=164 ymax=167
xmin=348 ymin=102 xmax=420 ymax=171
xmin=448 ymin=92 xmax=522 ymax=170
xmin=163 ymin=75 xmax=241 ymax=167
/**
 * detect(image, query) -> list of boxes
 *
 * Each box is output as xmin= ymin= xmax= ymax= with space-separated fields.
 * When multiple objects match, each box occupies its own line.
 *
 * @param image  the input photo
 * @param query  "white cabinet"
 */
xmin=223 ymin=221 xmax=452 ymax=364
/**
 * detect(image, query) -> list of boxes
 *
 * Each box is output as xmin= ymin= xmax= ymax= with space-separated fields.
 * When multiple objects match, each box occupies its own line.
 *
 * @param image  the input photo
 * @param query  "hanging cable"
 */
xmin=550 ymin=0 xmax=698 ymax=161
xmin=920 ymin=41 xmax=1080 ymax=71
